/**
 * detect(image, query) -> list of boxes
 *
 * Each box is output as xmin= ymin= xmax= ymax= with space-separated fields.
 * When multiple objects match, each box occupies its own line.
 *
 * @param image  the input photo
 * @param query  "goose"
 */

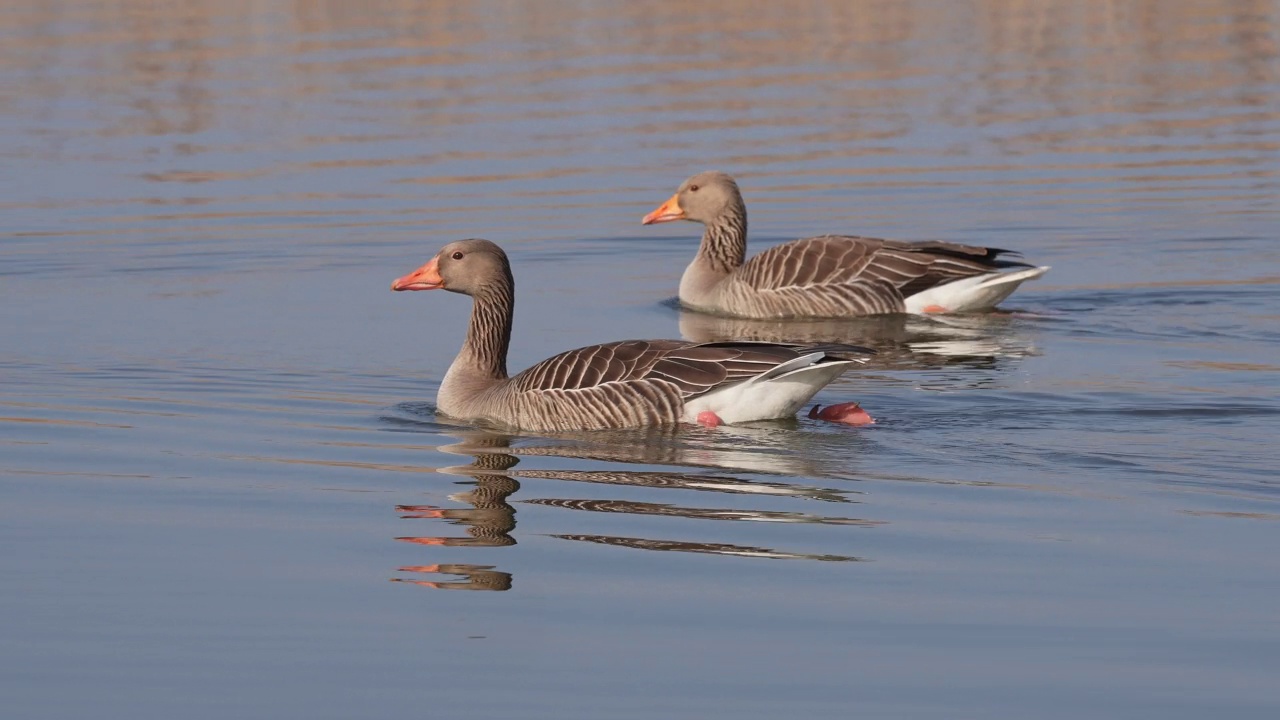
xmin=391 ymin=239 xmax=874 ymax=431
xmin=642 ymin=171 xmax=1049 ymax=318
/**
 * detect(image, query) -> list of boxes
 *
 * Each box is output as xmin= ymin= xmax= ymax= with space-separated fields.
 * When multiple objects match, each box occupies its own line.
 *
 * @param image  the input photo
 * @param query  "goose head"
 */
xmin=391 ymin=239 xmax=512 ymax=296
xmin=642 ymin=171 xmax=744 ymax=226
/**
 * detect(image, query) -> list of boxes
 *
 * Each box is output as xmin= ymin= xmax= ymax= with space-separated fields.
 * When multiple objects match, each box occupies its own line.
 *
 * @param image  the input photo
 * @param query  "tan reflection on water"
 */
xmin=4 ymin=0 xmax=1275 ymax=195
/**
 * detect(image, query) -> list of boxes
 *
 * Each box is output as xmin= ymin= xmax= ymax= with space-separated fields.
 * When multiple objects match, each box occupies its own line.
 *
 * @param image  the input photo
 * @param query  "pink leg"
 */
xmin=809 ymin=402 xmax=875 ymax=426
xmin=922 ymin=304 xmax=948 ymax=313
xmin=696 ymin=411 xmax=724 ymax=427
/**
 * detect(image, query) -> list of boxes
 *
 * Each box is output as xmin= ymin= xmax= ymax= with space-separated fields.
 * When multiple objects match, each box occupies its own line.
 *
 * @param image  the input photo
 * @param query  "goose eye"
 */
xmin=451 ymin=251 xmax=464 ymax=260
xmin=689 ymin=184 xmax=699 ymax=192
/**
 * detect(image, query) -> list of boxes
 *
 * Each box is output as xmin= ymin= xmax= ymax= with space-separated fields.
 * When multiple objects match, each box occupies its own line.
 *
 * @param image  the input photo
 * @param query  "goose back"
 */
xmin=490 ymin=340 xmax=862 ymax=431
xmin=708 ymin=235 xmax=1032 ymax=318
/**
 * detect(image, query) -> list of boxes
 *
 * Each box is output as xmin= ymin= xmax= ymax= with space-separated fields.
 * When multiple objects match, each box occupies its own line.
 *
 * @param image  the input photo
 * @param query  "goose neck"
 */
xmin=695 ymin=208 xmax=747 ymax=275
xmin=459 ymin=283 xmax=513 ymax=382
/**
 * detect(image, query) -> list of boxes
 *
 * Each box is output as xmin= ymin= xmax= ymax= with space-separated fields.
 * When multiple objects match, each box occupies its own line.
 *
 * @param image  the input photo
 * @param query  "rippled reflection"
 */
xmin=512 ymin=468 xmax=852 ymax=503
xmin=391 ymin=428 xmax=878 ymax=588
xmin=678 ymin=308 xmax=1043 ymax=371
xmin=524 ymin=498 xmax=877 ymax=526
xmin=391 ymin=564 xmax=513 ymax=592
xmin=384 ymin=412 xmax=876 ymax=478
xmin=396 ymin=474 xmax=519 ymax=548
xmin=552 ymin=535 xmax=861 ymax=562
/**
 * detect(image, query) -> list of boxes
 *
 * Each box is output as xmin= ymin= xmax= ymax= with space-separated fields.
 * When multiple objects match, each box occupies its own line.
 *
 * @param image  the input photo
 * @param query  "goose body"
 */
xmin=643 ymin=171 xmax=1049 ymax=318
xmin=392 ymin=239 xmax=870 ymax=432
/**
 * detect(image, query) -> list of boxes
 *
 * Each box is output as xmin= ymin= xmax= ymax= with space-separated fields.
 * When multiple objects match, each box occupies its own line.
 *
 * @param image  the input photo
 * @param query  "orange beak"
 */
xmin=641 ymin=193 xmax=686 ymax=225
xmin=391 ymin=257 xmax=444 ymax=291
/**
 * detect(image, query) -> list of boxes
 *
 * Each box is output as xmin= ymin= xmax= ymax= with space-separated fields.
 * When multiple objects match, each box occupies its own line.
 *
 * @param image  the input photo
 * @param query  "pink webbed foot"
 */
xmin=696 ymin=411 xmax=724 ymax=427
xmin=809 ymin=402 xmax=875 ymax=426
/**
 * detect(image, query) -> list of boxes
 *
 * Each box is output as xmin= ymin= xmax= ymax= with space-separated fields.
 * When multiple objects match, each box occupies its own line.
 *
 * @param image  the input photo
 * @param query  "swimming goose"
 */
xmin=642 ymin=171 xmax=1049 ymax=318
xmin=391 ymin=239 xmax=873 ymax=431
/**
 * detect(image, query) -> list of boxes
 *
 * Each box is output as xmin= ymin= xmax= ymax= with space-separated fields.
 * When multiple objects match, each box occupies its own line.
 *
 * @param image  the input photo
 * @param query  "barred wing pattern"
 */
xmin=723 ymin=235 xmax=1030 ymax=318
xmin=503 ymin=340 xmax=861 ymax=431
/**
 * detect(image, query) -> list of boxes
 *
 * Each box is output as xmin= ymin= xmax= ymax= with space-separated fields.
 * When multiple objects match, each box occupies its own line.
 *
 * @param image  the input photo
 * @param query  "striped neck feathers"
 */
xmin=457 ymin=276 xmax=513 ymax=383
xmin=681 ymin=205 xmax=747 ymax=303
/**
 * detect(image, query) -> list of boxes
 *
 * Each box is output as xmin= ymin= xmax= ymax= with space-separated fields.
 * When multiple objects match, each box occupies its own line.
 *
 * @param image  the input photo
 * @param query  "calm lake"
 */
xmin=3 ymin=1 xmax=1278 ymax=718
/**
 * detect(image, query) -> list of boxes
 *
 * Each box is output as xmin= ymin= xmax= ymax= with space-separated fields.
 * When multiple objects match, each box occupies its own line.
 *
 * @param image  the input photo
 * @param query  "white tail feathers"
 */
xmin=904 ymin=266 xmax=1050 ymax=314
xmin=683 ymin=354 xmax=855 ymax=425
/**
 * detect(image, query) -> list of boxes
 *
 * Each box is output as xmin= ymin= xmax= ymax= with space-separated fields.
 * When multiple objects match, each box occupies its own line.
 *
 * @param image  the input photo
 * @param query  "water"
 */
xmin=3 ymin=1 xmax=1279 ymax=717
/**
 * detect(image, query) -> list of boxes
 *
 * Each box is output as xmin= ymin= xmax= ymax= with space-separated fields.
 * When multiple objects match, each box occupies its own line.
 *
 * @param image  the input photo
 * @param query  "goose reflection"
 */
xmin=524 ymin=498 xmax=878 ymax=526
xmin=511 ymin=467 xmax=850 ymax=503
xmin=391 ymin=434 xmax=522 ymax=590
xmin=395 ymin=434 xmax=520 ymax=549
xmin=391 ymin=428 xmax=879 ymax=588
xmin=396 ymin=475 xmax=520 ymax=547
xmin=553 ymin=534 xmax=860 ymax=562
xmin=384 ymin=406 xmax=878 ymax=479
xmin=442 ymin=421 xmax=874 ymax=480
xmin=391 ymin=564 xmax=512 ymax=591
xmin=435 ymin=427 xmax=866 ymax=499
xmin=678 ymin=308 xmax=1042 ymax=371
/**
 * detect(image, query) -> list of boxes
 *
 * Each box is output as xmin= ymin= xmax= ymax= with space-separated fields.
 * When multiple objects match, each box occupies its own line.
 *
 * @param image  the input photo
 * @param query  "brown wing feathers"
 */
xmin=745 ymin=236 xmax=1026 ymax=290
xmin=729 ymin=235 xmax=1031 ymax=315
xmin=511 ymin=340 xmax=869 ymax=402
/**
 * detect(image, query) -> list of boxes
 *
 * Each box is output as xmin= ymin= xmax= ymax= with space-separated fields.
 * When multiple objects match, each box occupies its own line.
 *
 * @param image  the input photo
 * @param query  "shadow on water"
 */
xmin=383 ymin=420 xmax=880 ymax=590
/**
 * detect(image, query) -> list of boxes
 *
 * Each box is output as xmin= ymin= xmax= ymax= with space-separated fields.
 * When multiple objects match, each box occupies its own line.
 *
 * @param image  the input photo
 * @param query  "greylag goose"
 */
xmin=642 ymin=171 xmax=1050 ymax=318
xmin=391 ymin=239 xmax=874 ymax=431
